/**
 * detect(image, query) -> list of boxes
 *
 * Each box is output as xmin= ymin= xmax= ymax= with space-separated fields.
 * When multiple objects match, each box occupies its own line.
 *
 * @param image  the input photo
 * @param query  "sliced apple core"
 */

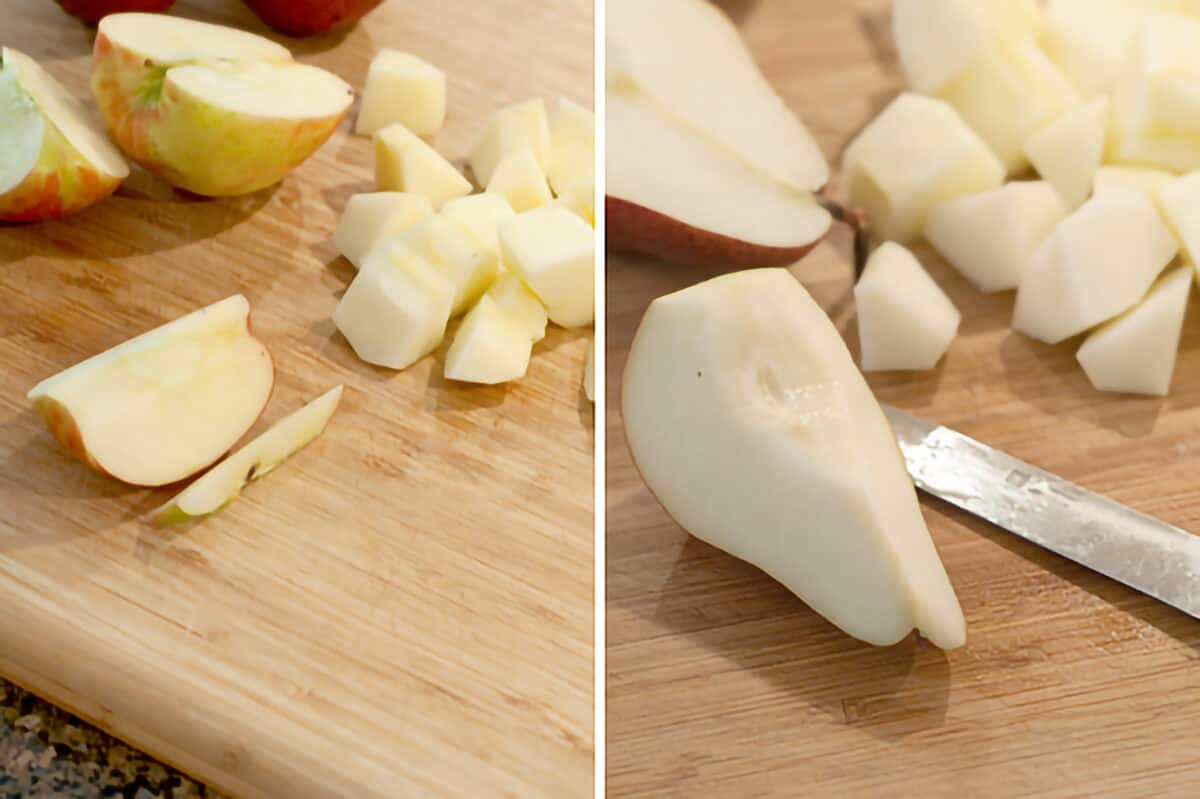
xmin=98 ymin=12 xmax=292 ymax=66
xmin=166 ymin=62 xmax=352 ymax=120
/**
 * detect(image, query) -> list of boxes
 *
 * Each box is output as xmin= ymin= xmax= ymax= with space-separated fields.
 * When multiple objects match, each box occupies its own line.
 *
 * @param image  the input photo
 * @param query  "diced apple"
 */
xmin=485 ymin=273 xmax=547 ymax=342
xmin=925 ymin=181 xmax=1067 ymax=293
xmin=561 ymin=177 xmax=594 ymax=227
xmin=843 ymin=93 xmax=1004 ymax=242
xmin=355 ymin=49 xmax=445 ymax=137
xmin=1022 ymin=97 xmax=1108 ymax=209
xmin=1042 ymin=0 xmax=1175 ymax=97
xmin=332 ymin=240 xmax=454 ymax=369
xmin=444 ymin=297 xmax=533 ymax=384
xmin=468 ymin=98 xmax=551 ymax=187
xmin=1077 ymin=266 xmax=1192 ymax=395
xmin=548 ymin=98 xmax=594 ymax=199
xmin=398 ymin=216 xmax=498 ymax=315
xmin=333 ymin=192 xmax=433 ymax=269
xmin=375 ymin=122 xmax=471 ymax=209
xmin=583 ymin=338 xmax=595 ymax=402
xmin=499 ymin=204 xmax=595 ymax=328
xmin=854 ymin=242 xmax=960 ymax=371
xmin=486 ymin=146 xmax=553 ymax=212
xmin=27 ymin=295 xmax=274 ymax=487
xmin=1013 ymin=189 xmax=1178 ymax=343
xmin=1093 ymin=165 xmax=1176 ymax=200
xmin=153 ymin=385 xmax=344 ymax=524
xmin=550 ymin=97 xmax=594 ymax=152
xmin=1155 ymin=171 xmax=1200 ymax=266
xmin=439 ymin=193 xmax=515 ymax=256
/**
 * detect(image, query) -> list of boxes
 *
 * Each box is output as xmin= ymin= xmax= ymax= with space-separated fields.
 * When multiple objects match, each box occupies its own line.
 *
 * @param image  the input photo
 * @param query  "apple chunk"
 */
xmin=622 ymin=268 xmax=966 ymax=648
xmin=153 ymin=385 xmax=344 ymax=524
xmin=27 ymin=296 xmax=275 ymax=487
xmin=485 ymin=273 xmax=547 ymax=342
xmin=1023 ymin=97 xmax=1109 ymax=209
xmin=0 ymin=48 xmax=128 ymax=222
xmin=468 ymin=98 xmax=551 ymax=187
xmin=486 ymin=146 xmax=553 ymax=212
xmin=439 ymin=193 xmax=514 ymax=256
xmin=499 ymin=204 xmax=595 ymax=328
xmin=375 ymin=122 xmax=472 ymax=209
xmin=334 ymin=192 xmax=432 ymax=269
xmin=443 ymin=297 xmax=533 ymax=385
xmin=355 ymin=49 xmax=445 ymax=137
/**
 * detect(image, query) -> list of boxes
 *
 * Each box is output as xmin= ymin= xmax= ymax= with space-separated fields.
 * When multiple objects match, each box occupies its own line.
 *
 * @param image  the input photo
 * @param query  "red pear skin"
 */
xmin=242 ymin=0 xmax=383 ymax=36
xmin=54 ymin=0 xmax=175 ymax=24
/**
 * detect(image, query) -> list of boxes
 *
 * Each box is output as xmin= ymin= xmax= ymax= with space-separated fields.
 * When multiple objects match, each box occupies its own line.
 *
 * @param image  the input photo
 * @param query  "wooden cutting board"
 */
xmin=607 ymin=2 xmax=1200 ymax=796
xmin=0 ymin=1 xmax=593 ymax=796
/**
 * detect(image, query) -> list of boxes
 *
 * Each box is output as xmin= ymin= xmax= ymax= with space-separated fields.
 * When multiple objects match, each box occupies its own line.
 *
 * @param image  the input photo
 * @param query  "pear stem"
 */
xmin=817 ymin=197 xmax=871 ymax=281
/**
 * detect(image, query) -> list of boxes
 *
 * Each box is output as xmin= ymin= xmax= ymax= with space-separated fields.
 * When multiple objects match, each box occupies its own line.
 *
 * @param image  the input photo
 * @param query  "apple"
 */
xmin=1157 ymin=171 xmax=1200 ymax=267
xmin=486 ymin=146 xmax=553 ymax=212
xmin=1013 ymin=188 xmax=1177 ymax=343
xmin=91 ymin=13 xmax=352 ymax=196
xmin=622 ymin=268 xmax=966 ymax=648
xmin=375 ymin=122 xmax=472 ymax=209
xmin=398 ymin=216 xmax=498 ymax=316
xmin=548 ymin=98 xmax=594 ymax=199
xmin=55 ymin=0 xmax=175 ymax=25
xmin=439 ymin=193 xmax=515 ymax=257
xmin=855 ymin=242 xmax=961 ymax=372
xmin=484 ymin=273 xmax=548 ymax=342
xmin=153 ymin=385 xmax=344 ymax=524
xmin=842 ymin=93 xmax=1004 ymax=243
xmin=333 ymin=192 xmax=432 ymax=269
xmin=1093 ymin=166 xmax=1176 ymax=200
xmin=1043 ymin=0 xmax=1164 ymax=98
xmin=469 ymin=98 xmax=551 ymax=187
xmin=1023 ymin=97 xmax=1109 ymax=209
xmin=498 ymin=204 xmax=595 ymax=328
xmin=355 ymin=49 xmax=445 ymax=137
xmin=583 ymin=338 xmax=595 ymax=403
xmin=27 ymin=295 xmax=275 ymax=487
xmin=243 ymin=0 xmax=383 ymax=37
xmin=1077 ymin=266 xmax=1192 ymax=395
xmin=925 ymin=181 xmax=1067 ymax=293
xmin=0 ymin=47 xmax=128 ymax=222
xmin=443 ymin=297 xmax=533 ymax=385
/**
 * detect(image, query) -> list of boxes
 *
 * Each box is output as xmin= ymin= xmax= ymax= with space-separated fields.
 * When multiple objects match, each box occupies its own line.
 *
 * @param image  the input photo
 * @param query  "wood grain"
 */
xmin=0 ymin=1 xmax=594 ymax=796
xmin=606 ymin=2 xmax=1200 ymax=797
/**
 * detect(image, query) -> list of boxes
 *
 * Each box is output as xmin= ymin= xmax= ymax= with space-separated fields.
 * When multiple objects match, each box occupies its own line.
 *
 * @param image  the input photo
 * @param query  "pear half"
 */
xmin=622 ymin=269 xmax=966 ymax=648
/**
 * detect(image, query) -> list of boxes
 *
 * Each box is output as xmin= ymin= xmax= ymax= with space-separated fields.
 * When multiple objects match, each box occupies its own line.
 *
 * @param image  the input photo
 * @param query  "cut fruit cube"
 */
xmin=332 ymin=240 xmax=454 ymax=369
xmin=561 ymin=177 xmax=594 ymax=226
xmin=355 ymin=49 xmax=446 ymax=137
xmin=334 ymin=192 xmax=433 ymax=269
xmin=1013 ymin=188 xmax=1178 ymax=343
xmin=1156 ymin=171 xmax=1200 ymax=265
xmin=1023 ymin=97 xmax=1108 ymax=208
xmin=444 ymin=296 xmax=533 ymax=384
xmin=152 ymin=385 xmax=344 ymax=524
xmin=925 ymin=181 xmax=1067 ymax=293
xmin=486 ymin=146 xmax=553 ymax=212
xmin=548 ymin=97 xmax=594 ymax=198
xmin=550 ymin=97 xmax=594 ymax=152
xmin=548 ymin=141 xmax=593 ymax=201
xmin=468 ymin=98 xmax=551 ymax=186
xmin=485 ymin=273 xmax=547 ymax=341
xmin=583 ymin=338 xmax=595 ymax=402
xmin=439 ymin=193 xmax=515 ymax=256
xmin=1077 ymin=265 xmax=1192 ymax=395
xmin=374 ymin=122 xmax=471 ymax=209
xmin=1043 ymin=0 xmax=1156 ymax=98
xmin=1093 ymin=166 xmax=1176 ymax=200
xmin=398 ymin=215 xmax=498 ymax=315
xmin=843 ymin=93 xmax=1004 ymax=242
xmin=498 ymin=204 xmax=595 ymax=328
xmin=855 ymin=242 xmax=961 ymax=371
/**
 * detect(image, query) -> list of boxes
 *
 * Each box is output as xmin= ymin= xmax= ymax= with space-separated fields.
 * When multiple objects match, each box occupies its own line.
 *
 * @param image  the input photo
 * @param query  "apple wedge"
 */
xmin=91 ymin=13 xmax=352 ymax=196
xmin=27 ymin=296 xmax=275 ymax=487
xmin=0 ymin=48 xmax=128 ymax=222
xmin=607 ymin=84 xmax=831 ymax=268
xmin=152 ymin=385 xmax=343 ymax=524
xmin=623 ymin=269 xmax=966 ymax=648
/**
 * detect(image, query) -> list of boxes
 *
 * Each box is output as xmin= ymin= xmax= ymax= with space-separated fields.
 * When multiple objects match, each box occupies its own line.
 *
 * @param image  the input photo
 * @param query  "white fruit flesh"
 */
xmin=608 ymin=0 xmax=827 ymax=193
xmin=27 ymin=296 xmax=274 ymax=487
xmin=98 ymin=12 xmax=291 ymax=64
xmin=1013 ymin=189 xmax=1178 ymax=343
xmin=375 ymin=122 xmax=472 ymax=209
xmin=1093 ymin=166 xmax=1176 ymax=200
xmin=486 ymin=146 xmax=553 ymax=212
xmin=468 ymin=98 xmax=551 ymax=187
xmin=166 ymin=62 xmax=351 ymax=121
xmin=355 ymin=49 xmax=446 ymax=137
xmin=443 ymin=297 xmax=533 ymax=384
xmin=334 ymin=192 xmax=433 ymax=269
xmin=549 ymin=98 xmax=594 ymax=198
xmin=583 ymin=338 xmax=595 ymax=402
xmin=1155 ymin=171 xmax=1200 ymax=266
xmin=1043 ymin=0 xmax=1157 ymax=97
xmin=1023 ymin=97 xmax=1109 ymax=208
xmin=439 ymin=193 xmax=515 ymax=256
xmin=855 ymin=242 xmax=961 ymax=371
xmin=925 ymin=181 xmax=1067 ymax=293
xmin=843 ymin=93 xmax=1004 ymax=242
xmin=485 ymin=273 xmax=547 ymax=342
xmin=333 ymin=240 xmax=454 ymax=369
xmin=499 ymin=204 xmax=595 ymax=328
xmin=609 ymin=86 xmax=831 ymax=250
xmin=622 ymin=269 xmax=966 ymax=649
xmin=0 ymin=65 xmax=43 ymax=195
xmin=154 ymin=385 xmax=343 ymax=523
xmin=1077 ymin=266 xmax=1192 ymax=395
xmin=562 ymin=178 xmax=594 ymax=226
xmin=399 ymin=216 xmax=498 ymax=315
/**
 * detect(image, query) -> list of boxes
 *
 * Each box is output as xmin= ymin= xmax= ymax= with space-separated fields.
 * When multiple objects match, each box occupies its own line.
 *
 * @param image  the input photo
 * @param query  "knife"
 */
xmin=883 ymin=404 xmax=1200 ymax=620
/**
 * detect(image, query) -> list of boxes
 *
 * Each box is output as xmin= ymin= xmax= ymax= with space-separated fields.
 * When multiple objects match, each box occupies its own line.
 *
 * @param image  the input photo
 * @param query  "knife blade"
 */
xmin=882 ymin=404 xmax=1200 ymax=620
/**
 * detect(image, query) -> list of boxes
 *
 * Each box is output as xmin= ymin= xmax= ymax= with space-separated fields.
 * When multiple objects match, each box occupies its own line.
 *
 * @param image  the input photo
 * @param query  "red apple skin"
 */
xmin=242 ymin=0 xmax=383 ymax=36
xmin=606 ymin=196 xmax=825 ymax=270
xmin=54 ymin=0 xmax=176 ymax=24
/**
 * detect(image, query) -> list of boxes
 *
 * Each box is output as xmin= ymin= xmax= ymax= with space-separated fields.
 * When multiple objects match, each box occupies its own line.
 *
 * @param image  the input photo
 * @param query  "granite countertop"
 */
xmin=0 ymin=679 xmax=224 ymax=799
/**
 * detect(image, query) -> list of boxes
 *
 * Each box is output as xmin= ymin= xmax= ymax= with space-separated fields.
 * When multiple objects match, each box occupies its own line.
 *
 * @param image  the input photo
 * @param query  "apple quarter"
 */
xmin=334 ymin=192 xmax=433 ymax=269
xmin=468 ymin=98 xmax=551 ymax=186
xmin=498 ymin=204 xmax=595 ymax=328
xmin=375 ymin=122 xmax=472 ymax=209
xmin=355 ymin=49 xmax=446 ymax=137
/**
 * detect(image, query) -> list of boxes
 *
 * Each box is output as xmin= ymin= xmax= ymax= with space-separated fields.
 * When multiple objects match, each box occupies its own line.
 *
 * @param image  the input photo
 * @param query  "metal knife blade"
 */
xmin=882 ymin=404 xmax=1200 ymax=620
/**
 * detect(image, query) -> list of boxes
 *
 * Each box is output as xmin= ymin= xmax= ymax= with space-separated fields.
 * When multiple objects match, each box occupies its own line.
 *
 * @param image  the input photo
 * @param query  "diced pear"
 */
xmin=374 ymin=122 xmax=471 ymax=209
xmin=468 ymin=98 xmax=551 ymax=186
xmin=1023 ymin=97 xmax=1108 ymax=209
xmin=439 ymin=193 xmax=515 ymax=256
xmin=398 ymin=215 xmax=498 ymax=315
xmin=583 ymin=338 xmax=595 ymax=403
xmin=1155 ymin=171 xmax=1200 ymax=266
xmin=334 ymin=192 xmax=433 ymax=269
xmin=843 ymin=93 xmax=1004 ymax=242
xmin=1077 ymin=266 xmax=1192 ymax=395
xmin=485 ymin=273 xmax=547 ymax=341
xmin=355 ymin=50 xmax=446 ymax=137
xmin=444 ymin=296 xmax=533 ymax=384
xmin=498 ymin=204 xmax=595 ymax=328
xmin=486 ymin=146 xmax=553 ymax=212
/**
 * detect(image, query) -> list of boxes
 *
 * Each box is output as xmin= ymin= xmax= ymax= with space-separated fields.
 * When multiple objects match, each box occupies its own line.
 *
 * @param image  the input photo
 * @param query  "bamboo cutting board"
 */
xmin=607 ymin=2 xmax=1200 ymax=796
xmin=0 ymin=1 xmax=593 ymax=796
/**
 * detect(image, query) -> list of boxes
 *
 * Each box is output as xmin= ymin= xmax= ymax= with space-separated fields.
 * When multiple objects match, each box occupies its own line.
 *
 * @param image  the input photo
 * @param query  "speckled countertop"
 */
xmin=0 ymin=678 xmax=223 ymax=799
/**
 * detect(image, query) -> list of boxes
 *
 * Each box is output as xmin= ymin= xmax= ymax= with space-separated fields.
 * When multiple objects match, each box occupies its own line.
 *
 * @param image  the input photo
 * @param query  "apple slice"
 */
xmin=443 ymin=297 xmax=533 ymax=385
xmin=1023 ymin=97 xmax=1109 ymax=209
xmin=842 ymin=93 xmax=1004 ymax=243
xmin=622 ymin=268 xmax=966 ymax=648
xmin=0 ymin=48 xmax=128 ymax=222
xmin=27 ymin=295 xmax=274 ymax=487
xmin=1013 ymin=188 xmax=1178 ymax=343
xmin=333 ymin=192 xmax=433 ymax=269
xmin=486 ymin=146 xmax=553 ymax=212
xmin=1077 ymin=266 xmax=1192 ymax=395
xmin=925 ymin=181 xmax=1067 ymax=293
xmin=1155 ymin=171 xmax=1200 ymax=267
xmin=608 ymin=84 xmax=831 ymax=267
xmin=153 ymin=385 xmax=344 ymax=525
xmin=499 ymin=204 xmax=595 ymax=328
xmin=608 ymin=0 xmax=827 ymax=194
xmin=92 ymin=14 xmax=352 ymax=197
xmin=468 ymin=98 xmax=551 ymax=187
xmin=355 ymin=49 xmax=445 ymax=137
xmin=375 ymin=122 xmax=472 ymax=209
xmin=855 ymin=242 xmax=961 ymax=372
